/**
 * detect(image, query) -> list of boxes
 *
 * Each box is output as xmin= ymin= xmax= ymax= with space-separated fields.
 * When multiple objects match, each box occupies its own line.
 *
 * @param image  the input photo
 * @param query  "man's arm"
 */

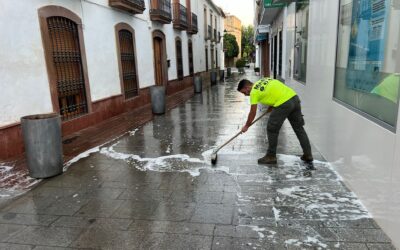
xmin=241 ymin=104 xmax=257 ymax=133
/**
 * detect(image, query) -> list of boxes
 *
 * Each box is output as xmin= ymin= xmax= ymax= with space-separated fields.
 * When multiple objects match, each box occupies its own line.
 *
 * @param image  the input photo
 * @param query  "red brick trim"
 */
xmin=0 ymin=73 xmax=206 ymax=161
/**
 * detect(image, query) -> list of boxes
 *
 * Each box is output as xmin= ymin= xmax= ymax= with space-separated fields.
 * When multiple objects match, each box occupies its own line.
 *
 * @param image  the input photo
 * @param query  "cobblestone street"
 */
xmin=0 ymin=71 xmax=395 ymax=249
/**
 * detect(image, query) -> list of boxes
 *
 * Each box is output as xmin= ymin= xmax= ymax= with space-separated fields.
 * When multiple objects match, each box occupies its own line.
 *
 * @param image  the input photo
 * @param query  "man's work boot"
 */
xmin=300 ymin=154 xmax=313 ymax=163
xmin=258 ymin=155 xmax=277 ymax=164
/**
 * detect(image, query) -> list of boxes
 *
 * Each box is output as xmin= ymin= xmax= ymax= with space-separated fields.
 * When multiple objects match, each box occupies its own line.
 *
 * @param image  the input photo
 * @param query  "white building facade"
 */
xmin=0 ymin=0 xmax=225 ymax=159
xmin=255 ymin=0 xmax=400 ymax=247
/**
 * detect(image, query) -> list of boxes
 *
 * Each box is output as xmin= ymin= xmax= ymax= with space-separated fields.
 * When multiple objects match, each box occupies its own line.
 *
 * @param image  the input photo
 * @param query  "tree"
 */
xmin=223 ymin=33 xmax=239 ymax=58
xmin=241 ymin=25 xmax=256 ymax=62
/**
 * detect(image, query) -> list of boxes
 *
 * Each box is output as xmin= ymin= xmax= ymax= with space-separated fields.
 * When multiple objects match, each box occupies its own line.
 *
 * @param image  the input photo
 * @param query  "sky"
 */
xmin=212 ymin=0 xmax=255 ymax=26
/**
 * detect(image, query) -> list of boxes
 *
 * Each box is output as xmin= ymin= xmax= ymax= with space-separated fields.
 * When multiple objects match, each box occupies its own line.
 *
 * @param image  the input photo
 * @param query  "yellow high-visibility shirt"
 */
xmin=371 ymin=74 xmax=400 ymax=104
xmin=250 ymin=78 xmax=297 ymax=107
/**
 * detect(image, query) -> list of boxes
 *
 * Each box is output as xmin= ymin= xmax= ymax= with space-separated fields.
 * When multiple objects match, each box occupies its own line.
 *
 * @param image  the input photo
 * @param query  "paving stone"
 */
xmin=191 ymin=204 xmax=234 ymax=224
xmin=127 ymin=220 xmax=214 ymax=235
xmin=330 ymin=228 xmax=392 ymax=243
xmin=367 ymin=243 xmax=397 ymax=250
xmin=73 ymin=187 xmax=125 ymax=200
xmin=118 ymin=188 xmax=172 ymax=201
xmin=70 ymin=227 xmax=143 ymax=249
xmin=0 ymin=224 xmax=27 ymax=242
xmin=39 ymin=197 xmax=90 ymax=216
xmin=74 ymin=199 xmax=124 ymax=217
xmin=0 ymin=243 xmax=32 ymax=250
xmin=3 ymin=196 xmax=56 ymax=214
xmin=169 ymin=191 xmax=224 ymax=203
xmin=111 ymin=200 xmax=158 ymax=219
xmin=139 ymin=232 xmax=212 ymax=250
xmin=0 ymin=213 xmax=58 ymax=226
xmin=51 ymin=216 xmax=132 ymax=230
xmin=324 ymin=242 xmax=369 ymax=249
xmin=7 ymin=226 xmax=82 ymax=247
xmin=151 ymin=202 xmax=196 ymax=222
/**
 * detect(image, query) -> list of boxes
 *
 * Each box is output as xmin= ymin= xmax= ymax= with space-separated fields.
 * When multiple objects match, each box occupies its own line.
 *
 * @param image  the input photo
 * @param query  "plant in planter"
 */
xmin=236 ymin=58 xmax=246 ymax=74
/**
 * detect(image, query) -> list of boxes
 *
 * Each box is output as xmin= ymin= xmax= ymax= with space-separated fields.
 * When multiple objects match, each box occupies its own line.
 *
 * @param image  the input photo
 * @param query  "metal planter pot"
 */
xmin=194 ymin=75 xmax=203 ymax=93
xmin=21 ymin=113 xmax=63 ymax=178
xmin=210 ymin=71 xmax=217 ymax=85
xmin=227 ymin=67 xmax=231 ymax=77
xmin=150 ymin=85 xmax=166 ymax=115
xmin=219 ymin=69 xmax=225 ymax=81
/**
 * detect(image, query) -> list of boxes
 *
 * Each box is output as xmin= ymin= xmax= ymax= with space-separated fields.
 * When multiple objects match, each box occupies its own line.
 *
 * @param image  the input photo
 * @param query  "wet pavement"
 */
xmin=0 ymin=70 xmax=396 ymax=249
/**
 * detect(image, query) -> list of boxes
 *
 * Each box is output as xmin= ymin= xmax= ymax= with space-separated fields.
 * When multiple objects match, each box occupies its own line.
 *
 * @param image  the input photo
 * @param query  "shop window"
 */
xmin=334 ymin=0 xmax=400 ymax=129
xmin=294 ymin=1 xmax=309 ymax=83
xmin=116 ymin=23 xmax=139 ymax=99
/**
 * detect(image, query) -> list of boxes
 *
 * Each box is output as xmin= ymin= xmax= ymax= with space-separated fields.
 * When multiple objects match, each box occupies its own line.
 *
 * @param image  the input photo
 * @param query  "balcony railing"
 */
xmin=173 ymin=3 xmax=188 ymax=30
xmin=207 ymin=25 xmax=212 ymax=40
xmin=187 ymin=13 xmax=198 ymax=34
xmin=150 ymin=0 xmax=172 ymax=24
xmin=109 ymin=0 xmax=145 ymax=14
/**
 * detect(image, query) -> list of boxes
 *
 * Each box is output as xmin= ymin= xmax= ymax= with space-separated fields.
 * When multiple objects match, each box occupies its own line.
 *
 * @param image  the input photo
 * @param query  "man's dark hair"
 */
xmin=237 ymin=79 xmax=253 ymax=91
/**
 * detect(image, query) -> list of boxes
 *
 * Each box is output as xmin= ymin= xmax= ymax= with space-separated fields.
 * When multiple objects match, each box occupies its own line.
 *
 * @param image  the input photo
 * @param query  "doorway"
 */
xmin=153 ymin=30 xmax=168 ymax=85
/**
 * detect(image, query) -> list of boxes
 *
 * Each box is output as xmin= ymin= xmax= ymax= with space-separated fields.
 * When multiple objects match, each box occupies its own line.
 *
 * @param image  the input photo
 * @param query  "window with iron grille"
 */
xmin=118 ymin=29 xmax=138 ymax=99
xmin=47 ymin=16 xmax=88 ymax=120
xmin=188 ymin=40 xmax=194 ymax=75
xmin=176 ymin=38 xmax=183 ymax=80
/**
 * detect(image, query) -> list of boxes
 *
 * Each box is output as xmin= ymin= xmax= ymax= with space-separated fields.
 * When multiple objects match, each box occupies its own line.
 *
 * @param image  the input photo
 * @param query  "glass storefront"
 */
xmin=334 ymin=0 xmax=400 ymax=129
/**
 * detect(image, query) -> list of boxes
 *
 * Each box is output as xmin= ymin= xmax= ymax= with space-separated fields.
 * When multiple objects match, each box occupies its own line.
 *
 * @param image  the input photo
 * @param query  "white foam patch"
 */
xmin=64 ymin=146 xmax=100 ymax=171
xmin=0 ymin=163 xmax=41 ymax=198
xmin=305 ymin=237 xmax=328 ymax=248
xmin=0 ymin=165 xmax=13 ymax=172
xmin=247 ymin=226 xmax=266 ymax=239
xmin=100 ymin=143 xmax=230 ymax=177
xmin=272 ymin=206 xmax=281 ymax=221
xmin=129 ymin=128 xmax=139 ymax=136
xmin=285 ymin=237 xmax=327 ymax=248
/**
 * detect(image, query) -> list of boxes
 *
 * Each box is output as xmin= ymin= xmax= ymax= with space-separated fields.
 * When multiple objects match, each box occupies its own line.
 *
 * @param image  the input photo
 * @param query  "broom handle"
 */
xmin=214 ymin=110 xmax=269 ymax=152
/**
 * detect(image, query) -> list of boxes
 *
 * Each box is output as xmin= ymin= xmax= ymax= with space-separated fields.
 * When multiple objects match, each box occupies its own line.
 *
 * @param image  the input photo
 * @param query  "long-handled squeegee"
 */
xmin=211 ymin=111 xmax=269 ymax=165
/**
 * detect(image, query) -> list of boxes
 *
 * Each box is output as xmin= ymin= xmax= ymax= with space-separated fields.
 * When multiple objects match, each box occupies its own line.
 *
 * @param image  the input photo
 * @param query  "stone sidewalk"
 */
xmin=0 ymin=71 xmax=396 ymax=249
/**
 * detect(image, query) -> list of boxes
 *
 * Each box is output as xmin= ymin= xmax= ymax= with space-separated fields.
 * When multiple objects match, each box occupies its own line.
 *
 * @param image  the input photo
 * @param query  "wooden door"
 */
xmin=153 ymin=37 xmax=164 ymax=85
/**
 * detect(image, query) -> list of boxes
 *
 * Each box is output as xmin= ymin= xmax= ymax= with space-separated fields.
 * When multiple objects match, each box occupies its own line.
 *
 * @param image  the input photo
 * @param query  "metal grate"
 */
xmin=176 ymin=40 xmax=183 ymax=80
xmin=188 ymin=41 xmax=194 ymax=75
xmin=47 ymin=17 xmax=88 ymax=120
xmin=118 ymin=30 xmax=138 ymax=99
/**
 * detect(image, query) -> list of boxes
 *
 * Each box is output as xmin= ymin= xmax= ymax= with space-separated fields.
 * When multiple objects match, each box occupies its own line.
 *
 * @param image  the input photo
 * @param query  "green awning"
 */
xmin=256 ymin=33 xmax=268 ymax=41
xmin=264 ymin=0 xmax=286 ymax=8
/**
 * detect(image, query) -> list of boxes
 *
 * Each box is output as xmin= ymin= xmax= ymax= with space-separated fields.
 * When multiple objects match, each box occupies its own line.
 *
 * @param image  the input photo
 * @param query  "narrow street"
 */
xmin=0 ymin=71 xmax=395 ymax=249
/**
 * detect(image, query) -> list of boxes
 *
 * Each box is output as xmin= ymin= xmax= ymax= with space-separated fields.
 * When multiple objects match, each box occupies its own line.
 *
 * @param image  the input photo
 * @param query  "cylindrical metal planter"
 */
xmin=194 ymin=75 xmax=202 ymax=93
xmin=150 ymin=85 xmax=166 ymax=114
xmin=219 ymin=69 xmax=225 ymax=81
xmin=227 ymin=67 xmax=231 ymax=77
xmin=210 ymin=71 xmax=217 ymax=85
xmin=21 ymin=113 xmax=63 ymax=178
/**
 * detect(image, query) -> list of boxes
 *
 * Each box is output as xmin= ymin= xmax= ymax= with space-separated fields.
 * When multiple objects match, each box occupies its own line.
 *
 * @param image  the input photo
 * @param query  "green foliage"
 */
xmin=235 ymin=58 xmax=246 ymax=68
xmin=223 ymin=33 xmax=239 ymax=58
xmin=241 ymin=25 xmax=256 ymax=60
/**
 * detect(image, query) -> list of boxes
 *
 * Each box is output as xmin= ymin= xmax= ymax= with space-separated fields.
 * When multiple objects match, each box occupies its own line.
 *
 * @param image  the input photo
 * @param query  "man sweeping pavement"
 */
xmin=237 ymin=78 xmax=313 ymax=165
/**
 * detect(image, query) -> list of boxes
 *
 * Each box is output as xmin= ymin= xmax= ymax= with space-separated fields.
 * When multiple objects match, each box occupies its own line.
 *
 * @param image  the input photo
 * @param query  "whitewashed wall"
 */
xmin=0 ymin=0 xmax=83 ymax=127
xmin=0 ymin=0 xmax=224 ymax=127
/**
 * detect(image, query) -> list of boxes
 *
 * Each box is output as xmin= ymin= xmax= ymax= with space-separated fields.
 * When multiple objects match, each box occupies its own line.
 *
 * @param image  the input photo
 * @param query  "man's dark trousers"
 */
xmin=266 ymin=95 xmax=312 ymax=156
